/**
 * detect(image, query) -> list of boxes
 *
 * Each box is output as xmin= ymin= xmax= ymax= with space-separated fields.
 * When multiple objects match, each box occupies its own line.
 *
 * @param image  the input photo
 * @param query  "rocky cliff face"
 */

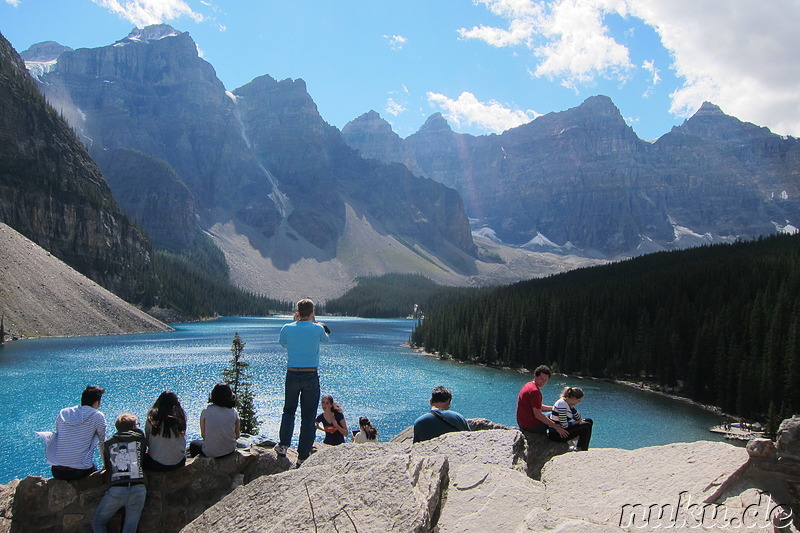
xmin=26 ymin=26 xmax=477 ymax=300
xmin=0 ymin=31 xmax=155 ymax=302
xmin=233 ymin=74 xmax=476 ymax=260
xmin=35 ymin=25 xmax=281 ymax=244
xmin=343 ymin=97 xmax=800 ymax=257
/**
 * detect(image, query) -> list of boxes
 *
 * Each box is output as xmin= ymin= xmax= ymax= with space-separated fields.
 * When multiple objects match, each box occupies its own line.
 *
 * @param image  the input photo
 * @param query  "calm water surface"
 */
xmin=0 ymin=316 xmax=724 ymax=483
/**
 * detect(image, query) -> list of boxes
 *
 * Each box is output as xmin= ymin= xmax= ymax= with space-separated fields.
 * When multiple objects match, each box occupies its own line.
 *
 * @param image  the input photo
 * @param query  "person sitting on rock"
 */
xmin=515 ymin=365 xmax=569 ymax=439
xmin=316 ymin=394 xmax=349 ymax=445
xmin=353 ymin=416 xmax=378 ymax=443
xmin=189 ymin=383 xmax=240 ymax=458
xmin=413 ymin=386 xmax=470 ymax=443
xmin=547 ymin=386 xmax=593 ymax=451
xmin=37 ymin=385 xmax=107 ymax=480
xmin=92 ymin=413 xmax=147 ymax=533
xmin=144 ymin=390 xmax=187 ymax=471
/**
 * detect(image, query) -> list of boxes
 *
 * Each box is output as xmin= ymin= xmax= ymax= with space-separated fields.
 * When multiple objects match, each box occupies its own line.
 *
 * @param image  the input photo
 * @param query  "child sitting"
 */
xmin=547 ymin=386 xmax=594 ymax=451
xmin=92 ymin=413 xmax=147 ymax=533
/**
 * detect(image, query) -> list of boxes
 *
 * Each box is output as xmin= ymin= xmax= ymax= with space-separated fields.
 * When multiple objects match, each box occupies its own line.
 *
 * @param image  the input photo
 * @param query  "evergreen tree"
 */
xmin=222 ymin=333 xmax=260 ymax=436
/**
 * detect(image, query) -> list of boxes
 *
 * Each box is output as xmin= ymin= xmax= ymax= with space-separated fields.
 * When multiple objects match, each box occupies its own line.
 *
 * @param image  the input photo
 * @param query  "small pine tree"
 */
xmin=222 ymin=332 xmax=260 ymax=436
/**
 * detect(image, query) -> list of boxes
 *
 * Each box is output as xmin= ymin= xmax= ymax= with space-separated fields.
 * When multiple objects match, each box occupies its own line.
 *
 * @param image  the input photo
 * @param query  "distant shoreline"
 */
xmin=410 ymin=344 xmax=746 ymax=424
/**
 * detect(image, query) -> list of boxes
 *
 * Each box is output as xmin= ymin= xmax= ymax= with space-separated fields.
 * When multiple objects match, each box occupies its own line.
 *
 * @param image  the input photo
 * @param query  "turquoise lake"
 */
xmin=0 ymin=316 xmax=725 ymax=483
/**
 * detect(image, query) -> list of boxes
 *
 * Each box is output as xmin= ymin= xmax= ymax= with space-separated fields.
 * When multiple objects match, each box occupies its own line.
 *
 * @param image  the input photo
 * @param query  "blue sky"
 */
xmin=2 ymin=0 xmax=799 ymax=141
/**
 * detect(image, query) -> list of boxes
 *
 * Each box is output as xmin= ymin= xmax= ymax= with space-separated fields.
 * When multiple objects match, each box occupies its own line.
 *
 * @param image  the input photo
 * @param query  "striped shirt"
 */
xmin=37 ymin=405 xmax=107 ymax=469
xmin=550 ymin=398 xmax=581 ymax=428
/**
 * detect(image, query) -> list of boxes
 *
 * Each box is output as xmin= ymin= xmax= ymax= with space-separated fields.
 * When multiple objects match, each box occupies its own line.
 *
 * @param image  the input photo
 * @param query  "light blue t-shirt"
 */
xmin=279 ymin=320 xmax=329 ymax=368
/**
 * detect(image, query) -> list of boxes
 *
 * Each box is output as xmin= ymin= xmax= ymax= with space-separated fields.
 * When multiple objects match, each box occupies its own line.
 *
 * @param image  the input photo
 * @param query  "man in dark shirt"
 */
xmin=413 ymin=386 xmax=470 ymax=443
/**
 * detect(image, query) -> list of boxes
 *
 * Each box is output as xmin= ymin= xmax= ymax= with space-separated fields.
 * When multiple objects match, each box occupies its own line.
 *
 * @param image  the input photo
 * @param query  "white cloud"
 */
xmin=464 ymin=0 xmax=800 ymax=136
xmin=641 ymin=59 xmax=660 ymax=85
xmin=385 ymin=98 xmax=406 ymax=117
xmin=627 ymin=0 xmax=800 ymax=137
xmin=4 ymin=0 xmax=20 ymax=7
xmin=641 ymin=58 xmax=660 ymax=98
xmin=426 ymin=91 xmax=539 ymax=133
xmin=383 ymin=34 xmax=407 ymax=51
xmin=459 ymin=0 xmax=633 ymax=88
xmin=90 ymin=0 xmax=204 ymax=27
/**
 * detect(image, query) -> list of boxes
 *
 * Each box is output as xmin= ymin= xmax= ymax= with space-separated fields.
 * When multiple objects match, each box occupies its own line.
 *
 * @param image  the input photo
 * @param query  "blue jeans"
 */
xmin=92 ymin=484 xmax=146 ymax=533
xmin=279 ymin=370 xmax=320 ymax=460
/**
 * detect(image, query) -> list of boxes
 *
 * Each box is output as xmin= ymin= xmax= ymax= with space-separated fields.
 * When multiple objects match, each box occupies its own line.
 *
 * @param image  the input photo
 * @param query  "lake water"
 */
xmin=0 ymin=316 xmax=725 ymax=484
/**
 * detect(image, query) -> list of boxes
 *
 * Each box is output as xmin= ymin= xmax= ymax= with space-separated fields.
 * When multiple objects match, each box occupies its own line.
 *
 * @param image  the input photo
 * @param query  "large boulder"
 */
xmin=542 ymin=441 xmax=750 ymax=531
xmin=777 ymin=416 xmax=800 ymax=462
xmin=182 ymin=454 xmax=448 ymax=532
xmin=414 ymin=429 xmax=526 ymax=472
xmin=519 ymin=430 xmax=570 ymax=479
xmin=436 ymin=464 xmax=545 ymax=532
xmin=389 ymin=418 xmax=560 ymax=479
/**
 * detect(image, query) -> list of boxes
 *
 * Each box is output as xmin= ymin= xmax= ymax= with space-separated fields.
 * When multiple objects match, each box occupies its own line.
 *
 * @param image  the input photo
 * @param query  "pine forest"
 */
xmin=410 ymin=234 xmax=800 ymax=425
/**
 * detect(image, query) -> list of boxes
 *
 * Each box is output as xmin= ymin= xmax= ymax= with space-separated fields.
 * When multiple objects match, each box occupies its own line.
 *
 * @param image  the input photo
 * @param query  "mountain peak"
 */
xmin=343 ymin=110 xmax=392 ymax=132
xmin=695 ymin=102 xmax=724 ymax=116
xmin=578 ymin=95 xmax=621 ymax=117
xmin=20 ymin=41 xmax=73 ymax=62
xmin=118 ymin=24 xmax=183 ymax=45
xmin=418 ymin=112 xmax=453 ymax=134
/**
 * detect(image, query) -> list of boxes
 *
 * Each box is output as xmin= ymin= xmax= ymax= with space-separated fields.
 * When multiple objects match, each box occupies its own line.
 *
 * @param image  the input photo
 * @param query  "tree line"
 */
xmin=410 ymin=234 xmax=800 ymax=427
xmin=323 ymin=273 xmax=444 ymax=318
xmin=152 ymin=250 xmax=291 ymax=318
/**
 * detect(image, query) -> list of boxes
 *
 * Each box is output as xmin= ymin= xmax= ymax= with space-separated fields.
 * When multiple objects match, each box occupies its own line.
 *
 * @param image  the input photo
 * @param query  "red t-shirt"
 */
xmin=516 ymin=380 xmax=543 ymax=430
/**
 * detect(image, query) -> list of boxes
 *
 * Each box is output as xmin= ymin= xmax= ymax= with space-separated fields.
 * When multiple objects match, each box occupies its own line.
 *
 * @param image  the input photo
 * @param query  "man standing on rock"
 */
xmin=516 ymin=365 xmax=569 ymax=438
xmin=413 ymin=385 xmax=470 ymax=443
xmin=37 ymin=385 xmax=107 ymax=480
xmin=276 ymin=299 xmax=329 ymax=465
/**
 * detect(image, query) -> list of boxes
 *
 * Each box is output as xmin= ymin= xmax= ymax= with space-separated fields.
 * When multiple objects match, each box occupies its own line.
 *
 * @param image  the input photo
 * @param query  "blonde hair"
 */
xmin=561 ymin=386 xmax=584 ymax=399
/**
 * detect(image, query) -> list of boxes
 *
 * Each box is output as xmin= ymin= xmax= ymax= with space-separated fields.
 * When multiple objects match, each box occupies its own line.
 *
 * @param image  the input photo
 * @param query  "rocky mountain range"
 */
xmin=343 ymin=97 xmax=800 ymax=257
xmin=20 ymin=25 xmax=567 ymax=303
xmin=12 ymin=23 xmax=797 ymax=304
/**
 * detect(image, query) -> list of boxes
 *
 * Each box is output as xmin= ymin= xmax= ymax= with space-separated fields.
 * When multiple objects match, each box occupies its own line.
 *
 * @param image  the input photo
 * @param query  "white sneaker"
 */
xmin=275 ymin=444 xmax=287 ymax=457
xmin=568 ymin=445 xmax=578 ymax=452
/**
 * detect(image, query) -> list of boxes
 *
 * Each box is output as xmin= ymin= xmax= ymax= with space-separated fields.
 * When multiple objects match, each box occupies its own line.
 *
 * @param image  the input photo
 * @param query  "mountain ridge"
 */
xmin=20 ymin=25 xmax=581 ymax=302
xmin=343 ymin=95 xmax=800 ymax=256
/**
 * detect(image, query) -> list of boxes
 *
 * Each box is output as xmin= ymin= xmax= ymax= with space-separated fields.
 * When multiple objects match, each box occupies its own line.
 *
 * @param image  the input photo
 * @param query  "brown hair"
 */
xmin=321 ymin=394 xmax=343 ymax=416
xmin=297 ymin=299 xmax=314 ymax=317
xmin=115 ymin=413 xmax=138 ymax=432
xmin=534 ymin=365 xmax=551 ymax=377
xmin=561 ymin=386 xmax=584 ymax=399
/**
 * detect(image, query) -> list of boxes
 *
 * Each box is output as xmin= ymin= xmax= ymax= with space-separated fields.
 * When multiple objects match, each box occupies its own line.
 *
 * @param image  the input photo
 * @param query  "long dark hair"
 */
xmin=359 ymin=416 xmax=377 ymax=440
xmin=210 ymin=382 xmax=237 ymax=408
xmin=147 ymin=391 xmax=187 ymax=438
xmin=321 ymin=394 xmax=343 ymax=416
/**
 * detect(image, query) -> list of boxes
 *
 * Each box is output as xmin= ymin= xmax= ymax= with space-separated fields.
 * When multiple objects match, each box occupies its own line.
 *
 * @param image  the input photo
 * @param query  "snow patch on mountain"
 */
xmin=775 ymin=221 xmax=799 ymax=234
xmin=472 ymin=225 xmax=503 ymax=244
xmin=24 ymin=59 xmax=58 ymax=81
xmin=114 ymin=24 xmax=182 ymax=47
